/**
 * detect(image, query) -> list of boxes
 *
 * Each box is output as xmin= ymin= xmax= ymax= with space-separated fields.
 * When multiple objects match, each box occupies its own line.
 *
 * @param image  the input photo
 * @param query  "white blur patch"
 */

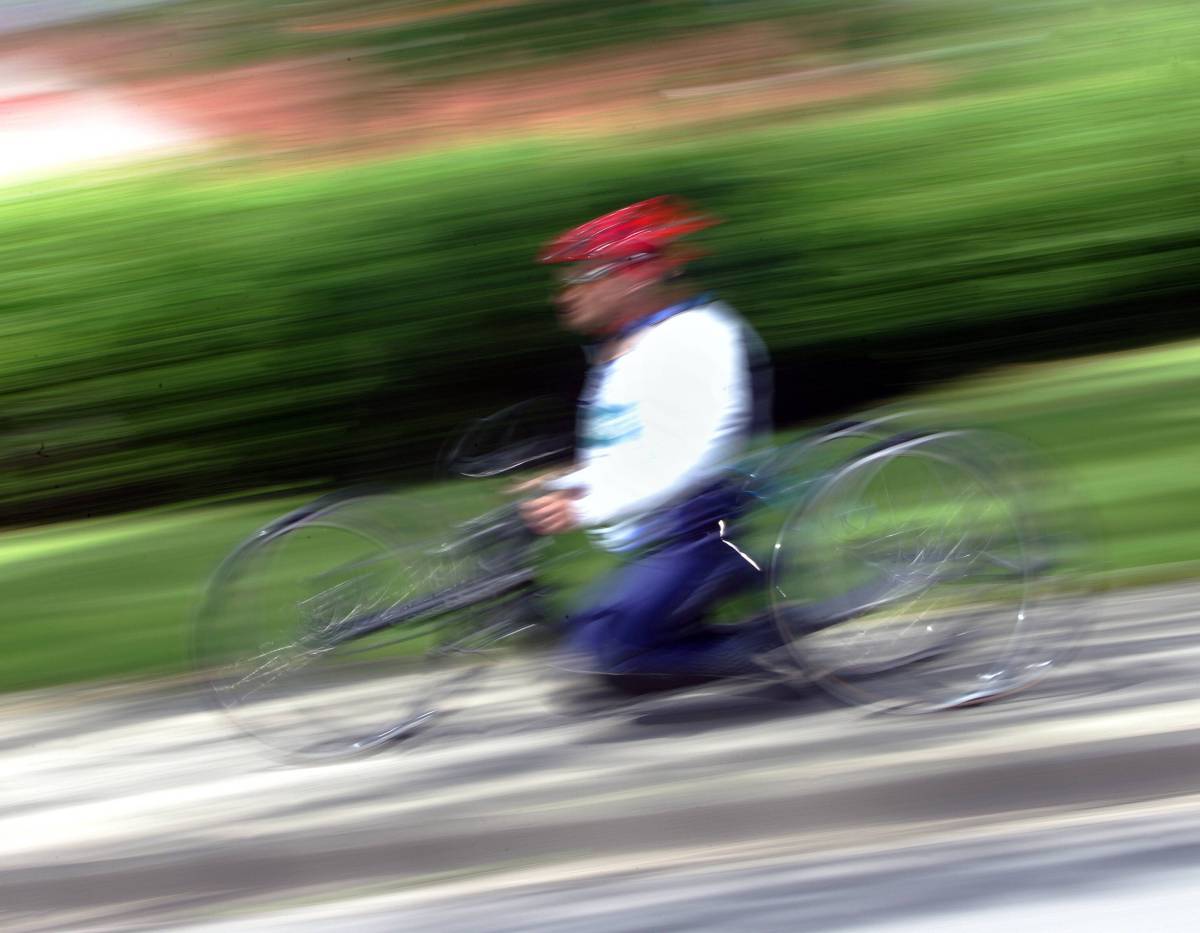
xmin=0 ymin=56 xmax=199 ymax=186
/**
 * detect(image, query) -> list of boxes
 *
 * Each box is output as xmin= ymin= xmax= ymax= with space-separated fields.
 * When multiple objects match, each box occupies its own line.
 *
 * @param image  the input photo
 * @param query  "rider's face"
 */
xmin=553 ymin=261 xmax=648 ymax=336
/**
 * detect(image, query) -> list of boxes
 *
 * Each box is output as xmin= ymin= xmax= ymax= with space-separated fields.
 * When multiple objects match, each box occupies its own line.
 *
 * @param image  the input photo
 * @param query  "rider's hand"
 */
xmin=519 ymin=491 xmax=580 ymax=536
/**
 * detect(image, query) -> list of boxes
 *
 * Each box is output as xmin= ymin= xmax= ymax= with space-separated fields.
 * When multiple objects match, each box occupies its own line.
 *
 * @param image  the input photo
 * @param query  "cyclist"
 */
xmin=520 ymin=196 xmax=780 ymax=688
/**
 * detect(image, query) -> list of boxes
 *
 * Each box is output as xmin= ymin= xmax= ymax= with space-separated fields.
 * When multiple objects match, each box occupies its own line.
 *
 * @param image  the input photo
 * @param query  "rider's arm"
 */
xmin=569 ymin=315 xmax=749 ymax=528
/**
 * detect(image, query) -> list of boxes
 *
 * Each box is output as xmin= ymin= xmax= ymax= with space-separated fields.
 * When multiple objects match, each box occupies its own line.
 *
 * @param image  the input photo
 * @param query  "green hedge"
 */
xmin=1 ymin=1 xmax=1197 ymax=522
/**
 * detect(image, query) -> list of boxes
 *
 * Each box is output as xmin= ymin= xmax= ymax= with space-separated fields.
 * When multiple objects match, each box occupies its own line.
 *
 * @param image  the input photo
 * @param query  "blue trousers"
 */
xmin=565 ymin=485 xmax=774 ymax=678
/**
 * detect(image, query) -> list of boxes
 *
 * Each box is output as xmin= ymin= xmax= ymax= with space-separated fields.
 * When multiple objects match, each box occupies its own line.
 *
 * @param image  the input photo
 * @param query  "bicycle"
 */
xmin=193 ymin=406 xmax=1094 ymax=762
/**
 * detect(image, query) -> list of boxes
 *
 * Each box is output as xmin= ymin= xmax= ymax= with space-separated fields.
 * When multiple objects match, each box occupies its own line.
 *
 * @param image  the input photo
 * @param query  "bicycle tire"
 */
xmin=194 ymin=493 xmax=528 ymax=762
xmin=770 ymin=429 xmax=1095 ymax=712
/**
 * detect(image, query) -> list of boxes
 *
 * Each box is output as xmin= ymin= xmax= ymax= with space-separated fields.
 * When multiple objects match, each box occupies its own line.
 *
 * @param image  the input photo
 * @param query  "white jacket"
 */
xmin=550 ymin=299 xmax=766 ymax=551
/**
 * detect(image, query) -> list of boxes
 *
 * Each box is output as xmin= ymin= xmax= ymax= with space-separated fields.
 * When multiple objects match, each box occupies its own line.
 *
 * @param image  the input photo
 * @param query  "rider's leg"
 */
xmin=608 ymin=617 xmax=782 ymax=679
xmin=564 ymin=528 xmax=779 ymax=679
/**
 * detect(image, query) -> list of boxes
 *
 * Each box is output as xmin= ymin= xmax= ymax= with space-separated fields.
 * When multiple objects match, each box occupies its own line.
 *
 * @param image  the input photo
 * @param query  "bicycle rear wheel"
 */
xmin=771 ymin=430 xmax=1093 ymax=712
xmin=195 ymin=494 xmax=516 ymax=761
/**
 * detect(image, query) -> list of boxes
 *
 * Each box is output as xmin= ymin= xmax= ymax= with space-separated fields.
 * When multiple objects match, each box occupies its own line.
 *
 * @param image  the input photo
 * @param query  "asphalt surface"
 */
xmin=2 ymin=582 xmax=1198 ymax=931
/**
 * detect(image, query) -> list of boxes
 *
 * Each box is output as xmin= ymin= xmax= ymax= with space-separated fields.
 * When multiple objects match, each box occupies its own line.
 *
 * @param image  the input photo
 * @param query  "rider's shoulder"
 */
xmin=648 ymin=299 xmax=745 ymax=348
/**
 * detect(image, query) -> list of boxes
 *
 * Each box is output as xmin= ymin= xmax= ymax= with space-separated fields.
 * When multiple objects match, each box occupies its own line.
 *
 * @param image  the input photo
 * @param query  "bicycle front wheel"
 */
xmin=194 ymin=494 xmax=497 ymax=762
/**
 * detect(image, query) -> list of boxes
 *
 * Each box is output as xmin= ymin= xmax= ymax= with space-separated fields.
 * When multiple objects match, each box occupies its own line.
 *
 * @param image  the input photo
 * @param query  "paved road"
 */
xmin=2 ymin=582 xmax=1198 ymax=931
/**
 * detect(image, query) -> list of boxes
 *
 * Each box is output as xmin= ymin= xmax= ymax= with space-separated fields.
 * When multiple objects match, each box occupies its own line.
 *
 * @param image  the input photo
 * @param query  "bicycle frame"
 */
xmin=298 ymin=503 xmax=547 ymax=654
xmin=307 ymin=416 xmax=928 ymax=650
xmin=304 ymin=418 xmax=921 ymax=662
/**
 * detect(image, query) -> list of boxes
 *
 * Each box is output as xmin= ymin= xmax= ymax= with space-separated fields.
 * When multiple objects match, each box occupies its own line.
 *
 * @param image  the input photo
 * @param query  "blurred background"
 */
xmin=0 ymin=0 xmax=1196 ymax=691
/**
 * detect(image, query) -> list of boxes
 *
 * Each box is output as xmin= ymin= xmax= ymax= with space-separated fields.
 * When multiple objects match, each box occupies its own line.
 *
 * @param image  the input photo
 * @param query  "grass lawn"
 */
xmin=2 ymin=337 xmax=1198 ymax=693
xmin=926 ymin=339 xmax=1200 ymax=580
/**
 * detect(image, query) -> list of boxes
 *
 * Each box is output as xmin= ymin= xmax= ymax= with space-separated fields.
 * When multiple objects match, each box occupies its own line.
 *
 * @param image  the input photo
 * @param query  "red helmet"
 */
xmin=539 ymin=195 xmax=717 ymax=266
